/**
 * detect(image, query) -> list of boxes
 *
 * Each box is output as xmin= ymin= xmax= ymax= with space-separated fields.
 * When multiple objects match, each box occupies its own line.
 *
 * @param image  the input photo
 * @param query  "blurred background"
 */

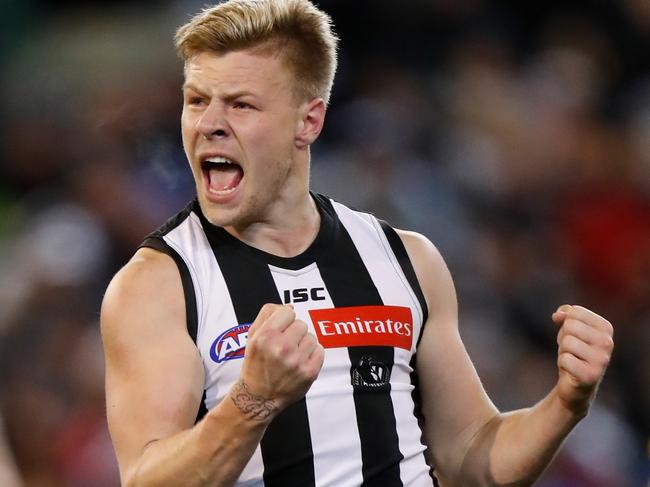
xmin=0 ymin=0 xmax=649 ymax=485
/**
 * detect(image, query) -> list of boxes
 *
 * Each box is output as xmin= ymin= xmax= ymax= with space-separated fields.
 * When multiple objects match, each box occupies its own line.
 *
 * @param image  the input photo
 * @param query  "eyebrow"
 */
xmin=182 ymin=83 xmax=257 ymax=102
xmin=181 ymin=82 xmax=204 ymax=94
xmin=222 ymin=91 xmax=256 ymax=103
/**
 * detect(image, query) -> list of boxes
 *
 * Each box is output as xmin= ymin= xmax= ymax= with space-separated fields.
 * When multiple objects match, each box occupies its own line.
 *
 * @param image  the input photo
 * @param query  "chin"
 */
xmin=201 ymin=206 xmax=238 ymax=228
xmin=199 ymin=197 xmax=254 ymax=230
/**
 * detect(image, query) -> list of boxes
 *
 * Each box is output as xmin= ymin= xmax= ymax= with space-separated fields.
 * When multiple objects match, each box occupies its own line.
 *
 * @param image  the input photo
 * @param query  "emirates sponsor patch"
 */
xmin=309 ymin=305 xmax=413 ymax=350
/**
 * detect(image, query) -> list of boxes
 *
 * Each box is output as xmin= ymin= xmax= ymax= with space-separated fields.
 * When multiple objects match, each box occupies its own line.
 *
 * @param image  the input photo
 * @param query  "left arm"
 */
xmin=398 ymin=230 xmax=614 ymax=486
xmin=0 ymin=414 xmax=21 ymax=487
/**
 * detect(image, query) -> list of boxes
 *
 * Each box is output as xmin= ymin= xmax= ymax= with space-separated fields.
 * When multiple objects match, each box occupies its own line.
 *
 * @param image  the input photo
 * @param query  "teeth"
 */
xmin=208 ymin=186 xmax=238 ymax=195
xmin=205 ymin=156 xmax=233 ymax=164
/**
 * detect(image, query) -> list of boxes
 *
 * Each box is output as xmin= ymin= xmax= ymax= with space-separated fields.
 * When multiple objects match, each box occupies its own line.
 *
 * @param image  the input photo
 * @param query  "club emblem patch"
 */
xmin=352 ymin=356 xmax=391 ymax=388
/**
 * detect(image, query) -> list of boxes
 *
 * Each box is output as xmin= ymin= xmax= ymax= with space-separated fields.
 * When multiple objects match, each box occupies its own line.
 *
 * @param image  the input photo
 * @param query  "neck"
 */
xmin=225 ymin=190 xmax=320 ymax=258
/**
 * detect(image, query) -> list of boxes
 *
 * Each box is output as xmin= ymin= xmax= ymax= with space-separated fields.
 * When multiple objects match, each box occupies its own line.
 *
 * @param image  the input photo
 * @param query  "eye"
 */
xmin=233 ymin=101 xmax=253 ymax=110
xmin=188 ymin=96 xmax=206 ymax=106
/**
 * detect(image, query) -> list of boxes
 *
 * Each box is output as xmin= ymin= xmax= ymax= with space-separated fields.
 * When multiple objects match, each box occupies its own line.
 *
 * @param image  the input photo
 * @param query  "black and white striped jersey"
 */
xmin=141 ymin=193 xmax=435 ymax=487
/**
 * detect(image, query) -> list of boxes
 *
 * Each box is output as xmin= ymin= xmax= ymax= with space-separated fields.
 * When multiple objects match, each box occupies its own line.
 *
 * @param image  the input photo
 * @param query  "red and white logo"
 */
xmin=210 ymin=323 xmax=251 ymax=363
xmin=308 ymin=305 xmax=413 ymax=351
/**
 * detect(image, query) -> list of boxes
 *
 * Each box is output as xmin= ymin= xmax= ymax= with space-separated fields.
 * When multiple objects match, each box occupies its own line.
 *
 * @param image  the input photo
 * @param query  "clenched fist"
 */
xmin=230 ymin=304 xmax=325 ymax=422
xmin=552 ymin=304 xmax=614 ymax=416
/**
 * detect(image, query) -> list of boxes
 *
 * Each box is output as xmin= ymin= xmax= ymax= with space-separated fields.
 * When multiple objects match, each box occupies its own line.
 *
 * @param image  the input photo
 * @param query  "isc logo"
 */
xmin=282 ymin=287 xmax=326 ymax=304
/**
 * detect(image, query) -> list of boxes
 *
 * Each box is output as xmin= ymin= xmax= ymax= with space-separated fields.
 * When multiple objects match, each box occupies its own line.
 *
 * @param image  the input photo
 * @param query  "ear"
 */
xmin=295 ymin=98 xmax=326 ymax=149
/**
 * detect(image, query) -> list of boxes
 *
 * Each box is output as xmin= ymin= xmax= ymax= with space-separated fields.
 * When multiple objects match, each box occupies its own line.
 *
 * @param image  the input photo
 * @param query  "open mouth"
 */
xmin=201 ymin=156 xmax=244 ymax=194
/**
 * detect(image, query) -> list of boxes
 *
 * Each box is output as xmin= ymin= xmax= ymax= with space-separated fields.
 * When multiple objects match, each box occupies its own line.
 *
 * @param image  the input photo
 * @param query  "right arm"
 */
xmin=101 ymin=247 xmax=323 ymax=486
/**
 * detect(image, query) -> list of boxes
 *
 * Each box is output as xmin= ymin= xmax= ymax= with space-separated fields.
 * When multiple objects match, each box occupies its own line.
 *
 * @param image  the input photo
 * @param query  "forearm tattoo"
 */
xmin=230 ymin=379 xmax=277 ymax=421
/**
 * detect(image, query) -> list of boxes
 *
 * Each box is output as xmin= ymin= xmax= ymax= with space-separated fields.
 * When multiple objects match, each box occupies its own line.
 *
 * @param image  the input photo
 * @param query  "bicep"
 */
xmin=101 ymin=250 xmax=204 ymax=478
xmin=416 ymin=313 xmax=498 ymax=474
xmin=398 ymin=231 xmax=497 ymax=477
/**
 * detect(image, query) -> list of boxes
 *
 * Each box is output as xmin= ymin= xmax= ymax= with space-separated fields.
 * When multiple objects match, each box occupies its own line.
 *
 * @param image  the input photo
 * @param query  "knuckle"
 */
xmin=559 ymin=351 xmax=578 ymax=370
xmin=245 ymin=339 xmax=258 ymax=355
xmin=285 ymin=355 xmax=300 ymax=370
xmin=585 ymin=370 xmax=599 ymax=385
xmin=295 ymin=319 xmax=308 ymax=333
xmin=562 ymin=319 xmax=578 ymax=333
xmin=602 ymin=335 xmax=614 ymax=351
xmin=247 ymin=332 xmax=264 ymax=349
xmin=261 ymin=302 xmax=278 ymax=315
xmin=302 ymin=332 xmax=316 ymax=346
xmin=254 ymin=328 xmax=271 ymax=343
xmin=557 ymin=352 xmax=571 ymax=367
xmin=298 ymin=362 xmax=313 ymax=377
xmin=561 ymin=334 xmax=577 ymax=349
xmin=272 ymin=341 xmax=289 ymax=358
xmin=283 ymin=306 xmax=296 ymax=320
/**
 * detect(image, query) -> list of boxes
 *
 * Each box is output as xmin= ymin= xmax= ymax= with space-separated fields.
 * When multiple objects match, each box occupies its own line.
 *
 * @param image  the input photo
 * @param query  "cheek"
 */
xmin=180 ymin=113 xmax=200 ymax=177
xmin=249 ymin=110 xmax=297 ymax=143
xmin=250 ymin=120 xmax=297 ymax=159
xmin=180 ymin=111 xmax=194 ymax=142
xmin=181 ymin=105 xmax=204 ymax=136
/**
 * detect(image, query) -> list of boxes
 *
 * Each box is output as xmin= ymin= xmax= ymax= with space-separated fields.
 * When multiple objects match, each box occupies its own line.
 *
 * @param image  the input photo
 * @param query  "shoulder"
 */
xmin=101 ymin=247 xmax=186 ymax=343
xmin=394 ymin=230 xmax=452 ymax=285
xmin=393 ymin=229 xmax=458 ymax=324
xmin=103 ymin=247 xmax=183 ymax=309
xmin=394 ymin=229 xmax=440 ymax=261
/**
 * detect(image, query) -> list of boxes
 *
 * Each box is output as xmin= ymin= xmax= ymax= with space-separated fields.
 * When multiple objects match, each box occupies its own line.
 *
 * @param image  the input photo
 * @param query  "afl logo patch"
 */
xmin=210 ymin=323 xmax=251 ymax=363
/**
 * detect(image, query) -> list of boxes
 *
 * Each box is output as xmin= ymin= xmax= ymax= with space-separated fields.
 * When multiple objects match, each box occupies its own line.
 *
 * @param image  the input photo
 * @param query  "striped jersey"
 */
xmin=141 ymin=193 xmax=435 ymax=486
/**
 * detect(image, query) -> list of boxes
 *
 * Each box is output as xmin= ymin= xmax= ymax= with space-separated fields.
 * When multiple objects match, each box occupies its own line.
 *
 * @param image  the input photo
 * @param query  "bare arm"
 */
xmin=0 ymin=414 xmax=21 ymax=487
xmin=102 ymin=248 xmax=323 ymax=486
xmin=398 ymin=231 xmax=613 ymax=487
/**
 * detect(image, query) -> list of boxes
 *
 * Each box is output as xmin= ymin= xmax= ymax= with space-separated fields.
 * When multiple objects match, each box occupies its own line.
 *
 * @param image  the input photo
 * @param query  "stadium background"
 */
xmin=1 ymin=0 xmax=649 ymax=485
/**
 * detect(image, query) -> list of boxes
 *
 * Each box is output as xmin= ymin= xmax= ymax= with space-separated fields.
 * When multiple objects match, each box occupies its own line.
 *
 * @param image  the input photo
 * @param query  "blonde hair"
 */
xmin=175 ymin=0 xmax=339 ymax=105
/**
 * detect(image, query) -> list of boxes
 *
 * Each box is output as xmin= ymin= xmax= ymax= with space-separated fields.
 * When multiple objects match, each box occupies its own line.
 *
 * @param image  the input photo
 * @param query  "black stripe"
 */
xmin=378 ymin=220 xmax=429 ymax=346
xmin=196 ymin=390 xmax=209 ymax=422
xmin=409 ymin=353 xmax=436 ymax=482
xmin=140 ymin=237 xmax=199 ymax=343
xmin=142 ymin=199 xmax=196 ymax=241
xmin=379 ymin=220 xmax=435 ymax=479
xmin=200 ymin=223 xmax=316 ymax=487
xmin=139 ymin=199 xmax=199 ymax=343
xmin=316 ymin=206 xmax=403 ymax=486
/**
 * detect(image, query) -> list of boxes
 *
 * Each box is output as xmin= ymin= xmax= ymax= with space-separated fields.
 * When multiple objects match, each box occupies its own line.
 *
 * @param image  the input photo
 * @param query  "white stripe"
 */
xmin=331 ymin=201 xmax=431 ymax=486
xmin=163 ymin=213 xmax=265 ymax=484
xmin=371 ymin=217 xmax=425 ymax=328
xmin=162 ymin=213 xmax=205 ymax=335
xmin=268 ymin=263 xmax=364 ymax=487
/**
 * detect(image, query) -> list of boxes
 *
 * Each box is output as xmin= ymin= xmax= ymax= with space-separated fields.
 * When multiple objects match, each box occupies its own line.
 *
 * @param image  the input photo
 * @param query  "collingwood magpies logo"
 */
xmin=352 ymin=356 xmax=391 ymax=388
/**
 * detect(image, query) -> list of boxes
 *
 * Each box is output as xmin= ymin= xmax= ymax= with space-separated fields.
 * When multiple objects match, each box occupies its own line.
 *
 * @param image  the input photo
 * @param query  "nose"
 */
xmin=196 ymin=102 xmax=230 ymax=139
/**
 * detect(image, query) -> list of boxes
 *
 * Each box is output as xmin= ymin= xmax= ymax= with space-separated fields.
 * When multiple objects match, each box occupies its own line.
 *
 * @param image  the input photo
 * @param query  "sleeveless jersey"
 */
xmin=141 ymin=194 xmax=435 ymax=487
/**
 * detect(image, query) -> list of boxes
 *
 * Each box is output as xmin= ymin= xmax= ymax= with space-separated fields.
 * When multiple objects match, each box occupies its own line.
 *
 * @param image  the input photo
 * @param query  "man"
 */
xmin=100 ymin=1 xmax=614 ymax=485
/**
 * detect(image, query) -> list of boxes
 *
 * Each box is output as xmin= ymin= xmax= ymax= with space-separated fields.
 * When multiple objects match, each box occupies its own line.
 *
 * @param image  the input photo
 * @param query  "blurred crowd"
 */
xmin=1 ymin=0 xmax=649 ymax=485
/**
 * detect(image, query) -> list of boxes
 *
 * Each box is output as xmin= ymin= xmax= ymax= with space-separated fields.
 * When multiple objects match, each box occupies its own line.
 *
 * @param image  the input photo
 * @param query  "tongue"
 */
xmin=208 ymin=165 xmax=243 ymax=191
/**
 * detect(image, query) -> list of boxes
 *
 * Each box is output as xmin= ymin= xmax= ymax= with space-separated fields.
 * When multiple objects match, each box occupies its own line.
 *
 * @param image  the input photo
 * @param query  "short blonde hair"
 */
xmin=175 ymin=0 xmax=339 ymax=105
